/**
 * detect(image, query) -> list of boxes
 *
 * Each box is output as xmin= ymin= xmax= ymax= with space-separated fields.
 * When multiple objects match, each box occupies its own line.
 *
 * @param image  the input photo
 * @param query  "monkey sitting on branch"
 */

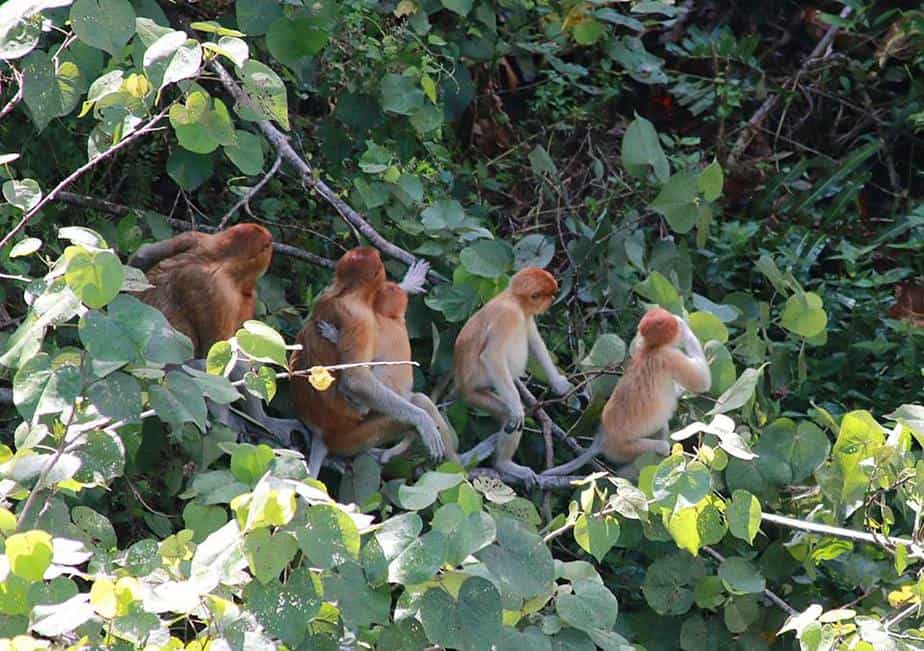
xmin=453 ymin=267 xmax=575 ymax=487
xmin=130 ymin=223 xmax=307 ymax=446
xmin=542 ymin=307 xmax=710 ymax=479
xmin=291 ymin=247 xmax=453 ymax=477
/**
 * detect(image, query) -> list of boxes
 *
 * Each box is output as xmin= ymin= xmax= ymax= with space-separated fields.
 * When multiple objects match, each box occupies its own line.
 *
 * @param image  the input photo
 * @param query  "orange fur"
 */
xmin=135 ymin=224 xmax=273 ymax=356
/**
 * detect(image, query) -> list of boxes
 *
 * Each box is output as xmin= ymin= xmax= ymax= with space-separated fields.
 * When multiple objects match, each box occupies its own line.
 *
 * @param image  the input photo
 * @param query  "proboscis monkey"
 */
xmin=290 ymin=248 xmax=449 ymax=477
xmin=131 ymin=224 xmax=306 ymax=445
xmin=316 ymin=259 xmax=459 ymax=463
xmin=542 ymin=307 xmax=711 ymax=478
xmin=453 ymin=267 xmax=575 ymax=486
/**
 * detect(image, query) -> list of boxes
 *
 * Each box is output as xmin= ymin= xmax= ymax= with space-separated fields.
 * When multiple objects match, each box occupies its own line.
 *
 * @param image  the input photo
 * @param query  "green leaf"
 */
xmin=513 ymin=234 xmax=555 ymax=270
xmin=419 ymin=578 xmax=503 ymax=651
xmin=779 ymin=292 xmax=827 ymax=338
xmin=0 ymin=0 xmax=74 ymax=60
xmin=649 ymin=171 xmax=703 ymax=234
xmin=230 ymin=443 xmax=275 ymax=485
xmin=5 ymin=530 xmax=53 ymax=582
xmin=148 ymin=370 xmax=208 ymax=431
xmin=143 ymin=32 xmax=202 ymax=90
xmin=223 ymin=129 xmax=264 ymax=175
xmin=86 ymin=372 xmax=142 ymax=422
xmin=388 ymin=530 xmax=447 ymax=585
xmin=21 ymin=51 xmax=79 ymax=131
xmin=173 ymin=98 xmax=236 ymax=154
xmin=12 ymin=352 xmax=81 ymax=421
xmin=633 ymin=271 xmax=682 ymax=313
xmin=182 ymin=503 xmax=227 ymax=543
xmin=431 ymin=504 xmax=496 ymax=566
xmin=574 ymin=514 xmax=621 ymax=563
xmin=9 ymin=236 xmax=42 ymax=257
xmin=380 ymin=73 xmax=425 ymax=116
xmin=459 ymin=240 xmax=515 ymax=279
xmin=237 ymin=59 xmax=290 ymax=130
xmin=693 ymin=576 xmax=725 ymax=610
xmin=723 ymin=595 xmax=759 ymax=634
xmin=375 ymin=512 xmax=422 ymax=562
xmin=704 ymin=341 xmax=736 ymax=398
xmin=70 ymin=0 xmax=136 ymax=55
xmin=727 ymin=490 xmax=761 ymax=544
xmin=528 ymin=145 xmax=557 ymax=176
xmin=718 ymin=557 xmax=765 ymax=595
xmin=190 ymin=20 xmax=244 ymax=37
xmin=440 ymin=0 xmax=473 ymax=17
xmin=708 ymin=367 xmax=761 ymax=416
xmin=294 ymin=504 xmax=361 ymax=570
xmin=206 ymin=340 xmax=233 ymax=375
xmin=2 ymin=178 xmax=42 ymax=212
xmin=580 ymin=333 xmax=627 ymax=370
xmin=398 ymin=472 xmax=464 ymax=510
xmin=73 ymin=430 xmax=126 ymax=484
xmin=235 ymin=0 xmax=283 ymax=35
xmin=72 ymin=505 xmax=117 ymax=549
xmin=324 ymin=562 xmax=391 ymax=629
xmin=621 ymin=114 xmax=669 ymax=182
xmin=556 ymin=579 xmax=619 ymax=632
xmin=475 ymin=517 xmax=555 ymax=600
xmin=688 ymin=311 xmax=728 ymax=344
xmin=244 ymin=527 xmax=298 ymax=584
xmin=64 ymin=247 xmax=124 ymax=309
xmin=652 ymin=456 xmax=712 ymax=511
xmin=166 ymin=149 xmax=214 ymax=190
xmin=266 ymin=17 xmax=329 ymax=68
xmin=642 ymin=552 xmax=704 ymax=615
xmin=243 ymin=568 xmax=321 ymax=647
xmin=236 ymin=320 xmax=288 ymax=366
xmin=573 ymin=18 xmax=605 ymax=45
xmin=697 ymin=160 xmax=724 ymax=201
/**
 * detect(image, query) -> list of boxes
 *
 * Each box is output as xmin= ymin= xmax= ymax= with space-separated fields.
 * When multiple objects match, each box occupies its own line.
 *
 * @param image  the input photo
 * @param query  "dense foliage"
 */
xmin=1 ymin=0 xmax=922 ymax=649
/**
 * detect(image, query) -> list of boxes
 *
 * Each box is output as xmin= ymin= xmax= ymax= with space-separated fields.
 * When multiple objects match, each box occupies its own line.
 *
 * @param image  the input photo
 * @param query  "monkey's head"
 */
xmin=215 ymin=223 xmax=273 ymax=278
xmin=335 ymin=246 xmax=386 ymax=292
xmin=374 ymin=282 xmax=407 ymax=319
xmin=637 ymin=307 xmax=680 ymax=349
xmin=510 ymin=267 xmax=558 ymax=315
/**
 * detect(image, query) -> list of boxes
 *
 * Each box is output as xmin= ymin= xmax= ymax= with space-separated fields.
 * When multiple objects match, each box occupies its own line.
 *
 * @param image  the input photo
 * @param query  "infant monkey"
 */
xmin=543 ymin=307 xmax=710 ymax=478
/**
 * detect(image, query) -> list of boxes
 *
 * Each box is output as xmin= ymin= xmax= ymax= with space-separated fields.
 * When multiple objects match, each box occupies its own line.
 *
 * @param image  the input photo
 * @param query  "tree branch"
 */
xmin=468 ymin=467 xmax=586 ymax=491
xmin=218 ymin=152 xmax=283 ymax=229
xmin=208 ymin=61 xmax=442 ymax=281
xmin=761 ymin=512 xmax=924 ymax=558
xmin=53 ymin=191 xmax=335 ymax=269
xmin=728 ymin=5 xmax=853 ymax=165
xmin=0 ymin=108 xmax=170 ymax=250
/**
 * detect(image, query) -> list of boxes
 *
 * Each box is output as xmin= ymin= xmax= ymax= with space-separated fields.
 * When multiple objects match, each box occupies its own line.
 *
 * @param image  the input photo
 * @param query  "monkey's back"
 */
xmin=374 ymin=315 xmax=413 ymax=395
xmin=453 ymin=292 xmax=526 ymax=390
xmin=600 ymin=349 xmax=678 ymax=459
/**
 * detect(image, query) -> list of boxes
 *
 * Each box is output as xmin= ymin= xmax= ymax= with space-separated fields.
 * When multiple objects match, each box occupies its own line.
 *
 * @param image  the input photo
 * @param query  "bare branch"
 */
xmin=208 ymin=61 xmax=443 ymax=282
xmin=53 ymin=191 xmax=335 ymax=269
xmin=468 ymin=467 xmax=585 ymax=491
xmin=0 ymin=67 xmax=23 ymax=122
xmin=761 ymin=512 xmax=924 ymax=558
xmin=218 ymin=152 xmax=283 ymax=229
xmin=0 ymin=107 xmax=170 ymax=250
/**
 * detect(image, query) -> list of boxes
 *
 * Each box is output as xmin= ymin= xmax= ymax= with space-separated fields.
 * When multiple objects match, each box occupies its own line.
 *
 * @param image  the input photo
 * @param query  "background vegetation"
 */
xmin=0 ymin=0 xmax=922 ymax=649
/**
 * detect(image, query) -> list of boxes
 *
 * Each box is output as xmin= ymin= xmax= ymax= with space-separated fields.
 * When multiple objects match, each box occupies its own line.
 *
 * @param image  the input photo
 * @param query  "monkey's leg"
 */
xmin=307 ymin=433 xmax=329 ymax=478
xmin=409 ymin=393 xmax=460 ymax=463
xmin=609 ymin=436 xmax=671 ymax=463
xmin=542 ymin=438 xmax=603 ymax=476
xmin=493 ymin=428 xmax=539 ymax=489
xmin=456 ymin=388 xmax=512 ymax=466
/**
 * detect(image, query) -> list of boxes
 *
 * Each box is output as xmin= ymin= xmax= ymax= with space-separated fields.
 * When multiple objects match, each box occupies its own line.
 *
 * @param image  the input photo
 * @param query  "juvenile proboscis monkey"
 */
xmin=542 ymin=307 xmax=710 ymax=478
xmin=453 ymin=267 xmax=575 ymax=486
xmin=290 ymin=247 xmax=451 ymax=477
xmin=131 ymin=224 xmax=306 ymax=445
xmin=316 ymin=259 xmax=459 ymax=462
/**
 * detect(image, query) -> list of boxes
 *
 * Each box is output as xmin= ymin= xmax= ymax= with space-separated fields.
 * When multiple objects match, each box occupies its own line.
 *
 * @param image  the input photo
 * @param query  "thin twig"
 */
xmin=0 ymin=108 xmax=170 ymax=250
xmin=468 ymin=467 xmax=585 ymax=491
xmin=885 ymin=604 xmax=921 ymax=630
xmin=702 ymin=545 xmax=798 ymax=617
xmin=53 ymin=191 xmax=335 ymax=269
xmin=218 ymin=152 xmax=283 ymax=229
xmin=761 ymin=512 xmax=924 ymax=557
xmin=728 ymin=5 xmax=853 ymax=165
xmin=208 ymin=61 xmax=445 ymax=282
xmin=0 ymin=67 xmax=23 ymax=121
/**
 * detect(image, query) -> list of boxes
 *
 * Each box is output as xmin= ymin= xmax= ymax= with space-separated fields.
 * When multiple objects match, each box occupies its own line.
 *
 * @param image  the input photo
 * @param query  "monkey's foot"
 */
xmin=249 ymin=416 xmax=309 ymax=448
xmin=495 ymin=460 xmax=538 ymax=490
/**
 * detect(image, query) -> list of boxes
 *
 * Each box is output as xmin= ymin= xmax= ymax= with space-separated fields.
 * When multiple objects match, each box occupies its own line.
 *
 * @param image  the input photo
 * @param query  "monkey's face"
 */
xmin=510 ymin=267 xmax=558 ymax=314
xmin=218 ymin=223 xmax=273 ymax=277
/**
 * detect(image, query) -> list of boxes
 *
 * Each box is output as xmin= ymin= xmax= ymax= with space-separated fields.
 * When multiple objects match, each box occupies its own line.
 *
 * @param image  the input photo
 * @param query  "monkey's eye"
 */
xmin=531 ymin=292 xmax=541 ymax=300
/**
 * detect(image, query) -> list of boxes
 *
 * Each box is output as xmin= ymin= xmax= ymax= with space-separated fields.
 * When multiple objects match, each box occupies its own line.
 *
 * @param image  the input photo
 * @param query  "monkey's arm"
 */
xmin=129 ymin=231 xmax=206 ymax=270
xmin=337 ymin=315 xmax=444 ymax=459
xmin=665 ymin=334 xmax=711 ymax=394
xmin=398 ymin=259 xmax=430 ymax=294
xmin=527 ymin=319 xmax=573 ymax=396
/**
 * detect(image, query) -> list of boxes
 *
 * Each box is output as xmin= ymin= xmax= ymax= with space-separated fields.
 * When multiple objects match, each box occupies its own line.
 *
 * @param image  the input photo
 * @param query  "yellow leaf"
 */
xmin=421 ymin=73 xmax=437 ymax=104
xmin=308 ymin=366 xmax=335 ymax=391
xmin=124 ymin=73 xmax=151 ymax=98
xmin=394 ymin=0 xmax=417 ymax=17
xmin=90 ymin=578 xmax=117 ymax=619
xmin=561 ymin=5 xmax=586 ymax=31
xmin=671 ymin=443 xmax=684 ymax=456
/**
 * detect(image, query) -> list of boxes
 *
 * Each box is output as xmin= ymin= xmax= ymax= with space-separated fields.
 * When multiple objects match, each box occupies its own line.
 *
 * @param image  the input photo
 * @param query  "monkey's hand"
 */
xmin=398 ymin=259 xmax=431 ymax=295
xmin=317 ymin=320 xmax=340 ymax=344
xmin=550 ymin=373 xmax=575 ymax=397
xmin=504 ymin=403 xmax=526 ymax=433
xmin=416 ymin=415 xmax=445 ymax=461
